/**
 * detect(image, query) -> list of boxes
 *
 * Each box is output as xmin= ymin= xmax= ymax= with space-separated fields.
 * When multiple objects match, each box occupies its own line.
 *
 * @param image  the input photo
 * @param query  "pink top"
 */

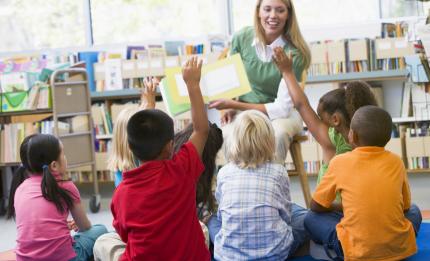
xmin=14 ymin=174 xmax=80 ymax=261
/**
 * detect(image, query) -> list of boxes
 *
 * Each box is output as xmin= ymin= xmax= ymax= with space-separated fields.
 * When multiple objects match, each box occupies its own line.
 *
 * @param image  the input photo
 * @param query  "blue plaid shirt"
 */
xmin=214 ymin=162 xmax=293 ymax=260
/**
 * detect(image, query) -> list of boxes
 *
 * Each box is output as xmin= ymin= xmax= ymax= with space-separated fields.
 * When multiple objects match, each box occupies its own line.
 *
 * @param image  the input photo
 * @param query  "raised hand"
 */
xmin=182 ymin=56 xmax=203 ymax=87
xmin=273 ymin=47 xmax=293 ymax=75
xmin=140 ymin=77 xmax=158 ymax=109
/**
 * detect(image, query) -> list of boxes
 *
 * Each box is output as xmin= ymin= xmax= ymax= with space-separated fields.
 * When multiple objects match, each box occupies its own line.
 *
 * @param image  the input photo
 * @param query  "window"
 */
xmin=0 ymin=0 xmax=86 ymax=52
xmin=380 ymin=0 xmax=428 ymax=18
xmin=91 ymin=0 xmax=223 ymax=45
xmin=231 ymin=0 xmax=380 ymax=32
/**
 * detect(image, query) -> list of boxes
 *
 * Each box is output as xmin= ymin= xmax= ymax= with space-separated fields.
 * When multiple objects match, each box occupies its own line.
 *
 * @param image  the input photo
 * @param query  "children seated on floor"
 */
xmin=304 ymin=106 xmax=422 ymax=261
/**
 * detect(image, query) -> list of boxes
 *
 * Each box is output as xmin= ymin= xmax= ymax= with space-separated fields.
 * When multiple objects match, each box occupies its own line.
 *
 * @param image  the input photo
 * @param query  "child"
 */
xmin=273 ymin=47 xmax=377 ymax=206
xmin=93 ymin=125 xmax=222 ymax=261
xmin=6 ymin=134 xmax=107 ymax=261
xmin=110 ymin=57 xmax=210 ymax=260
xmin=304 ymin=106 xmax=422 ymax=260
xmin=173 ymin=122 xmax=223 ymax=224
xmin=108 ymin=77 xmax=158 ymax=187
xmin=210 ymin=110 xmax=308 ymax=260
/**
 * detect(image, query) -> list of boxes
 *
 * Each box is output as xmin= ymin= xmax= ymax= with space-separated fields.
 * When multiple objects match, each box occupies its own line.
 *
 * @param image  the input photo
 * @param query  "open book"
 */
xmin=160 ymin=54 xmax=251 ymax=116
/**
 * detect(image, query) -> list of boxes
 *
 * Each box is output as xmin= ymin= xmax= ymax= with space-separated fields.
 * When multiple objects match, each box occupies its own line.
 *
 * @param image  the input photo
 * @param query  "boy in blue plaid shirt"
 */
xmin=208 ymin=110 xmax=308 ymax=260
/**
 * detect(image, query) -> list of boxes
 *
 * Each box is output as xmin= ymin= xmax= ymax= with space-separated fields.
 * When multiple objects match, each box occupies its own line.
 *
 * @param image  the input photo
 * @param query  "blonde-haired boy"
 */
xmin=209 ymin=110 xmax=309 ymax=260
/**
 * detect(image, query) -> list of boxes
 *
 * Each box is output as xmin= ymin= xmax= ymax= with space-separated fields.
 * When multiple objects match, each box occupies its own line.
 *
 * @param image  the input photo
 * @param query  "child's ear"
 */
xmin=331 ymin=112 xmax=342 ymax=127
xmin=348 ymin=129 xmax=359 ymax=148
xmin=49 ymin=161 xmax=59 ymax=172
xmin=160 ymin=140 xmax=174 ymax=159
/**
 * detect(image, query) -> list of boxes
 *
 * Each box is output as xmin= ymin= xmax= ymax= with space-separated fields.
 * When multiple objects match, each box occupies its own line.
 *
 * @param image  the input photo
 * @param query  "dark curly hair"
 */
xmin=319 ymin=81 xmax=377 ymax=127
xmin=173 ymin=122 xmax=223 ymax=218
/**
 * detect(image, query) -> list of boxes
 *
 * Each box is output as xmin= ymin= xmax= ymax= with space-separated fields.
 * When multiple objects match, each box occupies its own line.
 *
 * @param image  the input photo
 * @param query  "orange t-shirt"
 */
xmin=313 ymin=146 xmax=417 ymax=261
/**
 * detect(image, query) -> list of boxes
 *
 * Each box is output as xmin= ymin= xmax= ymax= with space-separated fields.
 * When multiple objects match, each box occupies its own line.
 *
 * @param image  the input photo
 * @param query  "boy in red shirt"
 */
xmin=111 ymin=57 xmax=210 ymax=261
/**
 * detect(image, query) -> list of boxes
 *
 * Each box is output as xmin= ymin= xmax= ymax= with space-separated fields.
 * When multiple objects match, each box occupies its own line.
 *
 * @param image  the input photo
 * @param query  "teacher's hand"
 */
xmin=221 ymin=109 xmax=237 ymax=125
xmin=209 ymin=99 xmax=234 ymax=110
xmin=273 ymin=47 xmax=293 ymax=75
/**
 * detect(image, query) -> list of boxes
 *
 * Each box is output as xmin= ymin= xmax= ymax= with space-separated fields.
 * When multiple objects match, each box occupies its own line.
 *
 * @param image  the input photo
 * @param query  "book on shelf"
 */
xmin=411 ymin=83 xmax=430 ymax=120
xmin=405 ymin=122 xmax=430 ymax=170
xmin=91 ymin=103 xmax=113 ymax=136
xmin=405 ymin=54 xmax=430 ymax=83
xmin=346 ymin=39 xmax=370 ymax=73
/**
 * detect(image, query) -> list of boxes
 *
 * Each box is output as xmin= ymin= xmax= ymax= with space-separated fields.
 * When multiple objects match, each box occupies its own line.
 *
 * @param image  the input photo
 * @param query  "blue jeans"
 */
xmin=208 ymin=203 xmax=309 ymax=256
xmin=71 ymin=224 xmax=108 ymax=261
xmin=303 ymin=204 xmax=422 ymax=261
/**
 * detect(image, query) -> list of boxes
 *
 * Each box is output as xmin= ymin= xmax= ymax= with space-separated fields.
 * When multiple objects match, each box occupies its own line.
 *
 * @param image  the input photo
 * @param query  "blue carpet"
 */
xmin=290 ymin=223 xmax=430 ymax=261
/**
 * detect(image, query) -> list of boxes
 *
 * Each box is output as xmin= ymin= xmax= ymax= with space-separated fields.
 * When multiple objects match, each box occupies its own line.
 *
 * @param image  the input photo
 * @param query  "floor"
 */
xmin=1 ymin=174 xmax=429 ymax=251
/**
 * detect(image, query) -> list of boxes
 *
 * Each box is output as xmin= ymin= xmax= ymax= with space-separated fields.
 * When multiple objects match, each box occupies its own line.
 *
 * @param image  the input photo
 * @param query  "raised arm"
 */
xmin=273 ymin=47 xmax=335 ymax=157
xmin=182 ymin=57 xmax=209 ymax=158
xmin=139 ymin=77 xmax=158 ymax=110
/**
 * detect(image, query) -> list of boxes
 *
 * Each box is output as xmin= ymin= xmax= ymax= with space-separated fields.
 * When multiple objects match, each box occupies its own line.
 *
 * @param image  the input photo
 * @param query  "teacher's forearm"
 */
xmin=230 ymin=100 xmax=267 ymax=114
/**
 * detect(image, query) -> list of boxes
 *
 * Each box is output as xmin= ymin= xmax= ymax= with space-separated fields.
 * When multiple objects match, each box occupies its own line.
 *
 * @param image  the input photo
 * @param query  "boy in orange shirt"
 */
xmin=304 ymin=106 xmax=422 ymax=261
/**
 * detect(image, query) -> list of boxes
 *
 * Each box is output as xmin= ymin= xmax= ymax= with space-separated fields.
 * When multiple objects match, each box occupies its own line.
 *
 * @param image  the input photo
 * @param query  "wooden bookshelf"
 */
xmin=393 ymin=117 xmax=430 ymax=123
xmin=307 ymin=69 xmax=409 ymax=84
xmin=0 ymin=162 xmax=20 ymax=167
xmin=96 ymin=134 xmax=113 ymax=140
xmin=0 ymin=109 xmax=53 ymax=117
xmin=91 ymin=88 xmax=161 ymax=101
xmin=407 ymin=169 xmax=430 ymax=174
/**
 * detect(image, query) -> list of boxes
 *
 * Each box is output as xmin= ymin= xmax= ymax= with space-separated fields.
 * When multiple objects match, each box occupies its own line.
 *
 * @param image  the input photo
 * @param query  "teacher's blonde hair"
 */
xmin=225 ymin=110 xmax=275 ymax=169
xmin=254 ymin=0 xmax=311 ymax=70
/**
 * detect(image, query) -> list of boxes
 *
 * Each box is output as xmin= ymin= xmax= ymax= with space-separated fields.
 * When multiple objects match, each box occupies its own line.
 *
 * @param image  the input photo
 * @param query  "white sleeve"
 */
xmin=264 ymin=80 xmax=294 ymax=120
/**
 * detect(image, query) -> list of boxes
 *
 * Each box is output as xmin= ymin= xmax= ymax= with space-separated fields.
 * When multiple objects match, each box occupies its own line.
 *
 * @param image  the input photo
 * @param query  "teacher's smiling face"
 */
xmin=258 ymin=0 xmax=288 ymax=44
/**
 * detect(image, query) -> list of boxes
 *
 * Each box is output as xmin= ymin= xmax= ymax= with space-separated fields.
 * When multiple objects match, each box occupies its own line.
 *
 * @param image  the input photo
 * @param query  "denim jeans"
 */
xmin=71 ymin=224 xmax=108 ymax=261
xmin=208 ymin=203 xmax=309 ymax=257
xmin=303 ymin=204 xmax=422 ymax=261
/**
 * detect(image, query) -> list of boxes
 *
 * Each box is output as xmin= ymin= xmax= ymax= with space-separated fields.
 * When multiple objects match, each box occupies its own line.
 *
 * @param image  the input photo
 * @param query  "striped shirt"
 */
xmin=214 ymin=162 xmax=294 ymax=260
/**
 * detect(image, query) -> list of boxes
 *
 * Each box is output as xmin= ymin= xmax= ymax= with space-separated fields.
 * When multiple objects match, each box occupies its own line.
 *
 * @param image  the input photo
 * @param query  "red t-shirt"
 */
xmin=111 ymin=142 xmax=210 ymax=261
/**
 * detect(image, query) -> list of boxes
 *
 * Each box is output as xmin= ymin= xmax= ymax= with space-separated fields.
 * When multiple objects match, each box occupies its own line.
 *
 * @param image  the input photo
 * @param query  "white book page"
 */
xmin=202 ymin=64 xmax=239 ymax=97
xmin=174 ymin=73 xmax=190 ymax=96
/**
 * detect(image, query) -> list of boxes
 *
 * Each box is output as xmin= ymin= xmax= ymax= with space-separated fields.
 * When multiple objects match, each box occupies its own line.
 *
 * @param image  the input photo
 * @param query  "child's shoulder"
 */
xmin=219 ymin=162 xmax=287 ymax=176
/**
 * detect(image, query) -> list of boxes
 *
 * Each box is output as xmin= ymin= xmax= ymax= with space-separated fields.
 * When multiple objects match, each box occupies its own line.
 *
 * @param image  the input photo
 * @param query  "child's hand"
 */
xmin=67 ymin=219 xmax=79 ymax=232
xmin=140 ymin=77 xmax=158 ymax=110
xmin=182 ymin=57 xmax=203 ymax=87
xmin=221 ymin=109 xmax=237 ymax=125
xmin=273 ymin=47 xmax=293 ymax=75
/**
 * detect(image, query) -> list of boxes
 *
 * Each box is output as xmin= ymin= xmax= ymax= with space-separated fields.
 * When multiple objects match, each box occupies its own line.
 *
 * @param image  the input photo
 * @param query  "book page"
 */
xmin=202 ymin=64 xmax=240 ymax=97
xmin=174 ymin=73 xmax=190 ymax=96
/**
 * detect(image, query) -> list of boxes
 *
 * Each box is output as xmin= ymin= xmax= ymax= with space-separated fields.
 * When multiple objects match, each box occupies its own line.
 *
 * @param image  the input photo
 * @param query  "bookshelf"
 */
xmin=307 ymin=69 xmax=409 ymax=84
xmin=0 ymin=68 xmax=103 ymax=214
xmin=0 ymin=109 xmax=53 ymax=118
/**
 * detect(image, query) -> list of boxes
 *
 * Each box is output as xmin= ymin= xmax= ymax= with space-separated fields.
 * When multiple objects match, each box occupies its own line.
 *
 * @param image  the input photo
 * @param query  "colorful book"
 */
xmin=164 ymin=53 xmax=252 ymax=104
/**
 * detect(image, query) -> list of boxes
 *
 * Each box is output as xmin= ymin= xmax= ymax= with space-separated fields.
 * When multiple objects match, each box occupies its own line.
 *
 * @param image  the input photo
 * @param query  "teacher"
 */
xmin=209 ymin=0 xmax=311 ymax=162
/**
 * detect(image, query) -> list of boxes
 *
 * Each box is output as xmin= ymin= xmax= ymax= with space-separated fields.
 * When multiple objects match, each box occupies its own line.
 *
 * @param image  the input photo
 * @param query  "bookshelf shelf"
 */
xmin=393 ymin=117 xmax=430 ymax=123
xmin=307 ymin=70 xmax=409 ymax=84
xmin=407 ymin=169 xmax=430 ymax=174
xmin=90 ymin=88 xmax=162 ymax=101
xmin=96 ymin=134 xmax=113 ymax=140
xmin=91 ymin=89 xmax=142 ymax=101
xmin=0 ymin=162 xmax=20 ymax=167
xmin=0 ymin=109 xmax=53 ymax=117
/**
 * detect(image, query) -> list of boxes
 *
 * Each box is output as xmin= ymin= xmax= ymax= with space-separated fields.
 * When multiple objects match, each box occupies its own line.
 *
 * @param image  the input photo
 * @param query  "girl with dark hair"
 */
xmin=173 ymin=122 xmax=223 ymax=223
xmin=7 ymin=133 xmax=107 ymax=261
